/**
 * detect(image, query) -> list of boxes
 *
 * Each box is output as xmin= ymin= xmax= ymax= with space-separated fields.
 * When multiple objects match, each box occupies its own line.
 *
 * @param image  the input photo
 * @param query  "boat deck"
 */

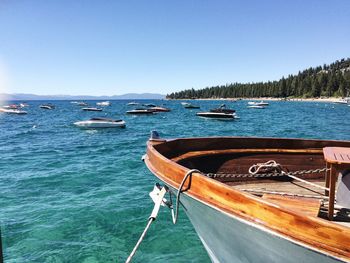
xmin=228 ymin=179 xmax=350 ymax=227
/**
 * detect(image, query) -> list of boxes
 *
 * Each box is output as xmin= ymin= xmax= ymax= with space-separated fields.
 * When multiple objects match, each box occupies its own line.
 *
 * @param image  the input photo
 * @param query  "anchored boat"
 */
xmin=248 ymin=101 xmax=269 ymax=106
xmin=181 ymin=102 xmax=200 ymax=109
xmin=126 ymin=108 xmax=155 ymax=114
xmin=96 ymin=101 xmax=111 ymax=106
xmin=74 ymin=118 xmax=125 ymax=128
xmin=144 ymin=135 xmax=350 ymax=263
xmin=82 ymin=107 xmax=103 ymax=112
xmin=39 ymin=104 xmax=55 ymax=110
xmin=149 ymin=106 xmax=171 ymax=112
xmin=0 ymin=108 xmax=27 ymax=114
xmin=197 ymin=104 xmax=237 ymax=120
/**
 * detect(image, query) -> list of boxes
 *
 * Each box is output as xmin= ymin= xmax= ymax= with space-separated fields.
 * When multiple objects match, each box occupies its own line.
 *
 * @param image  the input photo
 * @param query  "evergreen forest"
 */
xmin=167 ymin=58 xmax=350 ymax=99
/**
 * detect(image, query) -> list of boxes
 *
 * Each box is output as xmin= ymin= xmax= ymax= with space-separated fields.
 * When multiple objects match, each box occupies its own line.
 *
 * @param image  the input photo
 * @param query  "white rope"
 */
xmin=285 ymin=173 xmax=329 ymax=191
xmin=248 ymin=160 xmax=330 ymax=192
xmin=125 ymin=187 xmax=167 ymax=263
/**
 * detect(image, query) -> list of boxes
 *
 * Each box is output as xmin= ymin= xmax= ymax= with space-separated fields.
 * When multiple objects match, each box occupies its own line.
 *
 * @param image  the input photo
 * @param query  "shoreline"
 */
xmin=168 ymin=97 xmax=345 ymax=103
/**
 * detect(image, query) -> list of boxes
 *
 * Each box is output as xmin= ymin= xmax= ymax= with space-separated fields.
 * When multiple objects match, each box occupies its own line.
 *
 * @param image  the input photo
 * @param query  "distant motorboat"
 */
xmin=248 ymin=105 xmax=265 ymax=109
xmin=78 ymin=102 xmax=88 ymax=106
xmin=70 ymin=101 xmax=79 ymax=104
xmin=127 ymin=102 xmax=139 ymax=106
xmin=82 ymin=107 xmax=103 ymax=112
xmin=143 ymin=103 xmax=156 ymax=107
xmin=0 ymin=108 xmax=27 ymax=114
xmin=334 ymin=98 xmax=350 ymax=104
xmin=74 ymin=118 xmax=125 ymax=128
xmin=96 ymin=101 xmax=111 ymax=106
xmin=181 ymin=102 xmax=200 ymax=109
xmin=248 ymin=101 xmax=269 ymax=106
xmin=40 ymin=104 xmax=55 ymax=110
xmin=149 ymin=106 xmax=171 ymax=112
xmin=197 ymin=105 xmax=236 ymax=120
xmin=3 ymin=104 xmax=20 ymax=109
xmin=19 ymin=102 xmax=29 ymax=107
xmin=126 ymin=108 xmax=155 ymax=114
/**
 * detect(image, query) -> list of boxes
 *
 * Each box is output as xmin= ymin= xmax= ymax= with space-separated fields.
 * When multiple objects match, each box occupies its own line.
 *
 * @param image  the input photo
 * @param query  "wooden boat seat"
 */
xmin=262 ymin=194 xmax=321 ymax=217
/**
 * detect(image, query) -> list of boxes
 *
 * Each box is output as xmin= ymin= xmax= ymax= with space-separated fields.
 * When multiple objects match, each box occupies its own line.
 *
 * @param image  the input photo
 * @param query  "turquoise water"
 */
xmin=1 ymin=100 xmax=350 ymax=262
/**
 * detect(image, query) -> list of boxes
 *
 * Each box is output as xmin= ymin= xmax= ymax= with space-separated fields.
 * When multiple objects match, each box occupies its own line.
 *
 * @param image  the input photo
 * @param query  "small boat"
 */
xmin=181 ymin=102 xmax=200 ymax=109
xmin=126 ymin=108 xmax=155 ymax=114
xmin=248 ymin=101 xmax=269 ymax=106
xmin=3 ymin=104 xmax=20 ymax=109
xmin=149 ymin=106 xmax=171 ymax=112
xmin=70 ymin=101 xmax=79 ymax=104
xmin=334 ymin=98 xmax=349 ymax=104
xmin=19 ymin=102 xmax=29 ymax=107
xmin=78 ymin=102 xmax=88 ymax=106
xmin=127 ymin=102 xmax=140 ymax=106
xmin=144 ymin=134 xmax=350 ymax=262
xmin=248 ymin=105 xmax=265 ymax=109
xmin=82 ymin=107 xmax=103 ymax=112
xmin=40 ymin=104 xmax=55 ymax=110
xmin=0 ymin=108 xmax=27 ymax=114
xmin=143 ymin=103 xmax=157 ymax=107
xmin=96 ymin=101 xmax=111 ymax=106
xmin=74 ymin=118 xmax=125 ymax=128
xmin=196 ymin=104 xmax=236 ymax=120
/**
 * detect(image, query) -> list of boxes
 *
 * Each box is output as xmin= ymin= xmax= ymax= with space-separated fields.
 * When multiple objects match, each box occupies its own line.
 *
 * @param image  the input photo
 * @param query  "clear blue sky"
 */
xmin=0 ymin=0 xmax=349 ymax=96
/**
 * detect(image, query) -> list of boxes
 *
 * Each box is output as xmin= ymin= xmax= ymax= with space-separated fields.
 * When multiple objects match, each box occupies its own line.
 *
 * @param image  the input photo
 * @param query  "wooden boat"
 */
xmin=144 ymin=135 xmax=350 ymax=262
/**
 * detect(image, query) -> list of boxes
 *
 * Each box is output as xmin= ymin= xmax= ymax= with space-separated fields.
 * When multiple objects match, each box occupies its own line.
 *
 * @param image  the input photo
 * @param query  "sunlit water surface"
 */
xmin=1 ymin=100 xmax=350 ymax=262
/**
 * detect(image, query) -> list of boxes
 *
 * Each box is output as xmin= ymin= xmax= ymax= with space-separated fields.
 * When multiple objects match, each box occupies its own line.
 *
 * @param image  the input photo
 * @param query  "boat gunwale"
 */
xmin=145 ymin=136 xmax=350 ymax=261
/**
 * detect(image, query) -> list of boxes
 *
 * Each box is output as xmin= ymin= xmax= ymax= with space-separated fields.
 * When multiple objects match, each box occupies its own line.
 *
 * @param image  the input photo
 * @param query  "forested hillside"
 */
xmin=167 ymin=58 xmax=350 ymax=99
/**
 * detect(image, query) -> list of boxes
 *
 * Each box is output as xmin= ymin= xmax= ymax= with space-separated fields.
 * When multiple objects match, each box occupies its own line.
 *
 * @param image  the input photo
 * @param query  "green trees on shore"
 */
xmin=167 ymin=58 xmax=350 ymax=99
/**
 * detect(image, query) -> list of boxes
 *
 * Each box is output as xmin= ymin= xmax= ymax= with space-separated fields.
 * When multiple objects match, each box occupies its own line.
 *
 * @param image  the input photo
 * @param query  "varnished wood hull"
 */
xmin=144 ymin=137 xmax=350 ymax=262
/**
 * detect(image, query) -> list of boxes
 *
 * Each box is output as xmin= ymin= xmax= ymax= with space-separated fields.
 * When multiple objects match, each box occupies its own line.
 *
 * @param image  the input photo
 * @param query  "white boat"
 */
xmin=248 ymin=105 xmax=265 ymax=109
xmin=96 ymin=101 xmax=111 ymax=106
xmin=144 ymin=135 xmax=350 ymax=263
xmin=40 ymin=104 xmax=55 ymax=110
xmin=3 ymin=104 xmax=20 ymax=109
xmin=74 ymin=118 xmax=125 ymax=128
xmin=19 ymin=103 xmax=29 ymax=107
xmin=196 ymin=105 xmax=237 ymax=120
xmin=197 ymin=112 xmax=236 ymax=120
xmin=181 ymin=102 xmax=200 ymax=109
xmin=0 ymin=108 xmax=27 ymax=114
xmin=127 ymin=102 xmax=140 ymax=106
xmin=248 ymin=101 xmax=269 ymax=106
xmin=334 ymin=98 xmax=350 ymax=104
xmin=82 ymin=107 xmax=103 ymax=112
xmin=78 ymin=102 xmax=88 ymax=106
xmin=126 ymin=108 xmax=155 ymax=114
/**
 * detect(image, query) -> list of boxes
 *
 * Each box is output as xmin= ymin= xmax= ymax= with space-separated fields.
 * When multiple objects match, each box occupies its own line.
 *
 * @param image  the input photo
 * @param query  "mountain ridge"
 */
xmin=1 ymin=93 xmax=165 ymax=100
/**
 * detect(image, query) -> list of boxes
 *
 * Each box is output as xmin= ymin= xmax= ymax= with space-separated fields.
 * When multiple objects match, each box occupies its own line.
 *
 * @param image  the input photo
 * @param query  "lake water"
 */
xmin=1 ymin=100 xmax=350 ymax=262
